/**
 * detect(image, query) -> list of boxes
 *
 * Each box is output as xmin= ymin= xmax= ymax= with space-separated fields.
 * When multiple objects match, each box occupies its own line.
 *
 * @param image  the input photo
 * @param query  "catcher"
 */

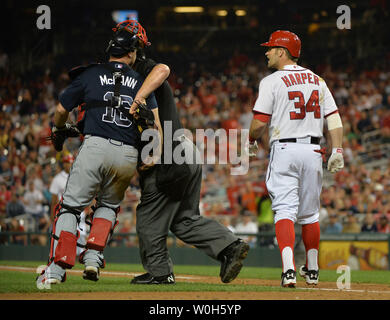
xmin=37 ymin=20 xmax=162 ymax=286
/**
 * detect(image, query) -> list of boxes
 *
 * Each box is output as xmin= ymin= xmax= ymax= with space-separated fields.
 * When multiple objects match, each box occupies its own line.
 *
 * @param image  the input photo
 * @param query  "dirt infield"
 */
xmin=1 ymin=266 xmax=390 ymax=300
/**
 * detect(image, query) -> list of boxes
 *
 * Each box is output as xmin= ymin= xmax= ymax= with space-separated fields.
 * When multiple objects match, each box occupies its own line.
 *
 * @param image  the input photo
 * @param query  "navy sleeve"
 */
xmin=146 ymin=92 xmax=158 ymax=110
xmin=59 ymin=76 xmax=85 ymax=112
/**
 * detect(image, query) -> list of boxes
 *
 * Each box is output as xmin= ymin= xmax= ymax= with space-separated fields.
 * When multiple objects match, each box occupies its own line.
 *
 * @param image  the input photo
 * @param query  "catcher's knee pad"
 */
xmin=86 ymin=206 xmax=119 ymax=251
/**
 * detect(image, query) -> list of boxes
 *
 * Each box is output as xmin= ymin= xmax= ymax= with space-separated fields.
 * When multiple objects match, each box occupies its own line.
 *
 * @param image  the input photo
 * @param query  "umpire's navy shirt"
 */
xmin=59 ymin=61 xmax=158 ymax=147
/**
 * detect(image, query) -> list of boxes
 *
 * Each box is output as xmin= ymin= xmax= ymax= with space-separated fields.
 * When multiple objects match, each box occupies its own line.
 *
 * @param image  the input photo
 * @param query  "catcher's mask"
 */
xmin=106 ymin=20 xmax=151 ymax=57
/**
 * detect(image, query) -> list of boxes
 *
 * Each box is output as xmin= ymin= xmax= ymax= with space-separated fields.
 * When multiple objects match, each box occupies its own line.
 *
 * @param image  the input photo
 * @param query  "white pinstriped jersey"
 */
xmin=253 ymin=65 xmax=338 ymax=144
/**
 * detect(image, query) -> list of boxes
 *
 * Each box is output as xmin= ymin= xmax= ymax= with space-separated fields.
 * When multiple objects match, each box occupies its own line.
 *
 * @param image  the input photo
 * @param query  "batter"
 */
xmin=248 ymin=30 xmax=344 ymax=287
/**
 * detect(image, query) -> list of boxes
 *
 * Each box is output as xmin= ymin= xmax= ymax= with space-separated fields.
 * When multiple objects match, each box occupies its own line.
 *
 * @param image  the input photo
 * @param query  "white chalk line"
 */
xmin=1 ymin=265 xmax=390 ymax=294
xmin=0 ymin=265 xmax=200 ymax=280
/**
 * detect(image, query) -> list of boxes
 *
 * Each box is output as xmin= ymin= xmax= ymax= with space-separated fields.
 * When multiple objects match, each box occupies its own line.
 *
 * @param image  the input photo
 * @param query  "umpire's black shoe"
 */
xmin=219 ymin=239 xmax=250 ymax=283
xmin=131 ymin=272 xmax=175 ymax=284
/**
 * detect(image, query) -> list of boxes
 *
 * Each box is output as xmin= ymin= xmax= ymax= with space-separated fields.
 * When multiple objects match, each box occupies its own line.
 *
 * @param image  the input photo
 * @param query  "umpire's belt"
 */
xmin=279 ymin=136 xmax=320 ymax=145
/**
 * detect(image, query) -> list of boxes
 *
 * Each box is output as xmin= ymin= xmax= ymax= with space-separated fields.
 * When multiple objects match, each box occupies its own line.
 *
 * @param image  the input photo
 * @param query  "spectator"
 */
xmin=22 ymin=180 xmax=45 ymax=230
xmin=356 ymin=110 xmax=373 ymax=133
xmin=0 ymin=160 xmax=13 ymax=187
xmin=377 ymin=214 xmax=390 ymax=233
xmin=31 ymin=216 xmax=50 ymax=246
xmin=6 ymin=192 xmax=25 ymax=218
xmin=27 ymin=165 xmax=44 ymax=193
xmin=238 ymin=182 xmax=257 ymax=214
xmin=49 ymin=154 xmax=74 ymax=221
xmin=234 ymin=211 xmax=258 ymax=247
xmin=0 ymin=183 xmax=11 ymax=216
xmin=239 ymin=104 xmax=253 ymax=130
xmin=220 ymin=216 xmax=236 ymax=233
xmin=256 ymin=193 xmax=275 ymax=247
xmin=361 ymin=213 xmax=378 ymax=232
xmin=324 ymin=213 xmax=343 ymax=234
xmin=9 ymin=218 xmax=27 ymax=245
xmin=256 ymin=194 xmax=274 ymax=231
xmin=37 ymin=116 xmax=52 ymax=159
xmin=0 ymin=218 xmax=8 ymax=244
xmin=342 ymin=212 xmax=361 ymax=234
xmin=114 ymin=218 xmax=137 ymax=247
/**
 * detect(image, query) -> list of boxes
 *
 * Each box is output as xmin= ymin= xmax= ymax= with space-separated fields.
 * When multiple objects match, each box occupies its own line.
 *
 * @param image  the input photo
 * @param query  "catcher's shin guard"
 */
xmin=86 ymin=218 xmax=113 ymax=251
xmin=48 ymin=202 xmax=80 ymax=269
xmin=85 ymin=206 xmax=120 ymax=251
xmin=54 ymin=231 xmax=78 ymax=269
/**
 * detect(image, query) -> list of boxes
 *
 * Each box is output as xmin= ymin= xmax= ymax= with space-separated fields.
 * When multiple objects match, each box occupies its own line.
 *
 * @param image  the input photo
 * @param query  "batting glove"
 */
xmin=327 ymin=148 xmax=344 ymax=173
xmin=247 ymin=140 xmax=259 ymax=157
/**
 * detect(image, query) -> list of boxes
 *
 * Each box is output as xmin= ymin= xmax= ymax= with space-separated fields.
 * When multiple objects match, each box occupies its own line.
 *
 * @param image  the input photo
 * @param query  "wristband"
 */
xmin=332 ymin=147 xmax=343 ymax=154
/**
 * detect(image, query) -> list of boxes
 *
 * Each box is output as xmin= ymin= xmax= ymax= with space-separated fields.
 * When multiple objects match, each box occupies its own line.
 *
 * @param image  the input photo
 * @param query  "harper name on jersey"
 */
xmin=281 ymin=72 xmax=320 ymax=87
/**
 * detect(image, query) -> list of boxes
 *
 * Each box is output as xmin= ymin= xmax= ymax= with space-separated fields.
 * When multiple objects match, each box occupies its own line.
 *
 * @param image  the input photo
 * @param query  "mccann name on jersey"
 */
xmin=99 ymin=74 xmax=138 ymax=89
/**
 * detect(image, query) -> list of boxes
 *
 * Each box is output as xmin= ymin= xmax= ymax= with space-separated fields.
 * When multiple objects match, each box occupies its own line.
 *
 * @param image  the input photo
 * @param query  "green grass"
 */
xmin=0 ymin=260 xmax=389 ymax=294
xmin=0 ymin=270 xmax=287 ymax=294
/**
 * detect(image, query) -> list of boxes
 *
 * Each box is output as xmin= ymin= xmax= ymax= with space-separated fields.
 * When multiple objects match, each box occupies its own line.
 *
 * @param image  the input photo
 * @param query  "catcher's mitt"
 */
xmin=47 ymin=123 xmax=81 ymax=152
xmin=133 ymin=100 xmax=155 ymax=133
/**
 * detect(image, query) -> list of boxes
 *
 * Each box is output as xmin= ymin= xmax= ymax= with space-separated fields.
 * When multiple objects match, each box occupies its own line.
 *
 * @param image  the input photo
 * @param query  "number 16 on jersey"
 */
xmin=102 ymin=91 xmax=133 ymax=127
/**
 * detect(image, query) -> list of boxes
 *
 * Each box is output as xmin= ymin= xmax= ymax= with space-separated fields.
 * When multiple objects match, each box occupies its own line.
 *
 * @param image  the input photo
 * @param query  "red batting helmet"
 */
xmin=261 ymin=30 xmax=301 ymax=58
xmin=62 ymin=154 xmax=74 ymax=164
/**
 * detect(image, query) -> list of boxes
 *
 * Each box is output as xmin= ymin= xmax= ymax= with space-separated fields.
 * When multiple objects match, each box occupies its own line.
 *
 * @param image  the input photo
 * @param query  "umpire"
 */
xmin=124 ymin=20 xmax=250 ymax=284
xmin=37 ymin=20 xmax=161 ymax=286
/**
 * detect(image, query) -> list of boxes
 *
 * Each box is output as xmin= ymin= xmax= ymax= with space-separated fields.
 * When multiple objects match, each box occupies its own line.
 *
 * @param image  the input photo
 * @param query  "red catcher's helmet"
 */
xmin=261 ymin=30 xmax=301 ymax=58
xmin=62 ymin=154 xmax=74 ymax=164
xmin=112 ymin=20 xmax=151 ymax=47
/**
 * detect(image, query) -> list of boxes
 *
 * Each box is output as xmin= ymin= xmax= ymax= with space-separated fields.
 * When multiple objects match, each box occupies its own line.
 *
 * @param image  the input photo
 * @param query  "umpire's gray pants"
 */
xmin=136 ymin=139 xmax=237 ymax=277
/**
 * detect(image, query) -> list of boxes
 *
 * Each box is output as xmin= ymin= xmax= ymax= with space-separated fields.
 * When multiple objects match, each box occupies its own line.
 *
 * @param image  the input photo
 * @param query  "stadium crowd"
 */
xmin=1 ymin=45 xmax=390 ymax=247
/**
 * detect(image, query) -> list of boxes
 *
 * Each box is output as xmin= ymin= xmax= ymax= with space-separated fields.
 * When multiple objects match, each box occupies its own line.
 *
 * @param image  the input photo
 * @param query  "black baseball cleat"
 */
xmin=83 ymin=266 xmax=100 ymax=282
xmin=219 ymin=239 xmax=250 ymax=283
xmin=131 ymin=272 xmax=175 ymax=284
xmin=299 ymin=265 xmax=319 ymax=285
xmin=281 ymin=269 xmax=296 ymax=288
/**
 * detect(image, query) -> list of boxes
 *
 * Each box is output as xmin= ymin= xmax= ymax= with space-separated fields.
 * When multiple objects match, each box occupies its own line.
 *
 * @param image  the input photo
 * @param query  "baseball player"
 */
xmin=49 ymin=153 xmax=89 ymax=256
xmin=116 ymin=20 xmax=250 ymax=284
xmin=37 ymin=20 xmax=162 ymax=286
xmin=248 ymin=30 xmax=344 ymax=287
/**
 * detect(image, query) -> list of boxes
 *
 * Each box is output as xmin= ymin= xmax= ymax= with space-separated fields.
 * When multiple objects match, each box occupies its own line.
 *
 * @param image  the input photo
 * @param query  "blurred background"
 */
xmin=0 ymin=0 xmax=389 ymax=270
